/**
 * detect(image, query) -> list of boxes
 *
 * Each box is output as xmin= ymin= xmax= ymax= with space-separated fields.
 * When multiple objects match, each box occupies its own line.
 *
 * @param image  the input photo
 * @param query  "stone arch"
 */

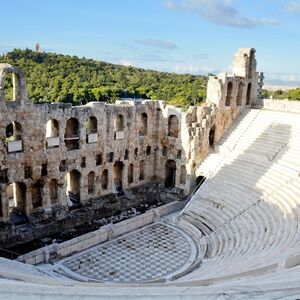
xmin=46 ymin=119 xmax=59 ymax=148
xmin=67 ymin=170 xmax=81 ymax=197
xmin=87 ymin=171 xmax=95 ymax=194
xmin=65 ymin=117 xmax=80 ymax=150
xmin=86 ymin=116 xmax=98 ymax=143
xmin=115 ymin=114 xmax=124 ymax=131
xmin=140 ymin=112 xmax=148 ymax=136
xmin=49 ymin=179 xmax=58 ymax=204
xmin=101 ymin=169 xmax=109 ymax=190
xmin=168 ymin=115 xmax=179 ymax=138
xmin=113 ymin=161 xmax=123 ymax=188
xmin=6 ymin=122 xmax=22 ymax=141
xmin=86 ymin=116 xmax=97 ymax=134
xmin=225 ymin=81 xmax=233 ymax=106
xmin=0 ymin=63 xmax=28 ymax=104
xmin=237 ymin=82 xmax=243 ymax=106
xmin=209 ymin=125 xmax=215 ymax=147
xmin=128 ymin=163 xmax=134 ymax=184
xmin=246 ymin=82 xmax=251 ymax=105
xmin=46 ymin=119 xmax=59 ymax=137
xmin=165 ymin=159 xmax=176 ymax=188
xmin=7 ymin=182 xmax=27 ymax=213
xmin=31 ymin=180 xmax=43 ymax=209
xmin=139 ymin=160 xmax=145 ymax=181
xmin=124 ymin=149 xmax=129 ymax=160
xmin=180 ymin=165 xmax=187 ymax=185
xmin=146 ymin=145 xmax=151 ymax=156
xmin=6 ymin=122 xmax=23 ymax=153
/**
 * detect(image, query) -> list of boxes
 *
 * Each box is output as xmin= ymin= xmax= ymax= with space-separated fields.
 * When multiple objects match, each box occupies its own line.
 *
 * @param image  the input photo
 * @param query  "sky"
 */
xmin=1 ymin=0 xmax=300 ymax=86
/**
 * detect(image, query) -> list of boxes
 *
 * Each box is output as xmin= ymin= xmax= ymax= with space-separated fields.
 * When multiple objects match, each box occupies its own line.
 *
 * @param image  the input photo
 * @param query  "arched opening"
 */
xmin=124 ymin=149 xmax=129 ymax=160
xmin=196 ymin=175 xmax=206 ymax=187
xmin=101 ymin=169 xmax=109 ymax=190
xmin=128 ymin=163 xmax=134 ymax=184
xmin=168 ymin=115 xmax=179 ymax=138
xmin=162 ymin=146 xmax=167 ymax=156
xmin=46 ymin=119 xmax=59 ymax=148
xmin=86 ymin=116 xmax=97 ymax=134
xmin=139 ymin=160 xmax=145 ymax=181
xmin=87 ymin=171 xmax=95 ymax=194
xmin=113 ymin=161 xmax=123 ymax=188
xmin=66 ymin=170 xmax=81 ymax=207
xmin=225 ymin=82 xmax=233 ymax=106
xmin=165 ymin=160 xmax=176 ymax=188
xmin=246 ymin=82 xmax=251 ymax=105
xmin=7 ymin=182 xmax=26 ymax=213
xmin=115 ymin=114 xmax=124 ymax=131
xmin=49 ymin=179 xmax=58 ymax=204
xmin=140 ymin=113 xmax=148 ymax=136
xmin=96 ymin=153 xmax=102 ymax=165
xmin=6 ymin=122 xmax=23 ymax=153
xmin=146 ymin=145 xmax=151 ymax=156
xmin=209 ymin=125 xmax=215 ymax=147
xmin=6 ymin=122 xmax=22 ymax=141
xmin=0 ymin=64 xmax=27 ymax=104
xmin=31 ymin=181 xmax=43 ymax=209
xmin=65 ymin=118 xmax=80 ymax=150
xmin=134 ymin=147 xmax=138 ymax=159
xmin=7 ymin=182 xmax=27 ymax=225
xmin=86 ymin=116 xmax=98 ymax=143
xmin=3 ymin=73 xmax=13 ymax=101
xmin=237 ymin=82 xmax=243 ymax=106
xmin=46 ymin=119 xmax=59 ymax=137
xmin=180 ymin=165 xmax=187 ymax=185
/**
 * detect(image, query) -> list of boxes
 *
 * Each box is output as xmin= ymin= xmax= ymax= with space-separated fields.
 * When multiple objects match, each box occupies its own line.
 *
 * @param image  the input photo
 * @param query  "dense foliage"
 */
xmin=262 ymin=88 xmax=300 ymax=100
xmin=0 ymin=49 xmax=208 ymax=107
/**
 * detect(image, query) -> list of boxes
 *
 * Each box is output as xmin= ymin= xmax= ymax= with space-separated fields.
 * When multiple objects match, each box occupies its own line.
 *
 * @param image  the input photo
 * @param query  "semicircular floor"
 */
xmin=59 ymin=222 xmax=197 ymax=283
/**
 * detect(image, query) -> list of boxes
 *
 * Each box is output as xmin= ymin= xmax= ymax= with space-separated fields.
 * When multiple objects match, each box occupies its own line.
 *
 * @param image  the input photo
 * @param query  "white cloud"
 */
xmin=138 ymin=39 xmax=178 ymax=49
xmin=286 ymin=1 xmax=300 ymax=13
xmin=164 ymin=0 xmax=277 ymax=28
xmin=265 ymin=72 xmax=300 ymax=86
xmin=173 ymin=64 xmax=217 ymax=74
xmin=119 ymin=59 xmax=135 ymax=67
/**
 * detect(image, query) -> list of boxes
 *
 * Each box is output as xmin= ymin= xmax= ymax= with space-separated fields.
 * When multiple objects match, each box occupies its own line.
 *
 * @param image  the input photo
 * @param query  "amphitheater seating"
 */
xmin=180 ymin=108 xmax=300 ymax=281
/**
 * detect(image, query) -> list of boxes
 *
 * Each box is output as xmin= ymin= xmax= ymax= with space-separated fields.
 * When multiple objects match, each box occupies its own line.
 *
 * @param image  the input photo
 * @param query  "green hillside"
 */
xmin=0 ymin=49 xmax=207 ymax=107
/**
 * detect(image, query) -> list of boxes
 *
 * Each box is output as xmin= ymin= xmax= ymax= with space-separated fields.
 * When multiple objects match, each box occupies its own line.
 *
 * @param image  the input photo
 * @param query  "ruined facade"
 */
xmin=0 ymin=48 xmax=259 ymax=247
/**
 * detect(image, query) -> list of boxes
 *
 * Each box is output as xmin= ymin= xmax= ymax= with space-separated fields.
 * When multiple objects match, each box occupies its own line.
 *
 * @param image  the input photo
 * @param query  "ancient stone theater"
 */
xmin=1 ymin=48 xmax=300 ymax=299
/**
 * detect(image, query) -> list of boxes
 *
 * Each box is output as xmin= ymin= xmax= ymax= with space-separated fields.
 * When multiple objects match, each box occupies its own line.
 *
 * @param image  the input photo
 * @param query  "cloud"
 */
xmin=164 ymin=0 xmax=277 ymax=28
xmin=285 ymin=1 xmax=300 ymax=13
xmin=173 ymin=63 xmax=217 ymax=74
xmin=119 ymin=59 xmax=136 ymax=67
xmin=138 ymin=39 xmax=178 ymax=49
xmin=264 ymin=72 xmax=300 ymax=86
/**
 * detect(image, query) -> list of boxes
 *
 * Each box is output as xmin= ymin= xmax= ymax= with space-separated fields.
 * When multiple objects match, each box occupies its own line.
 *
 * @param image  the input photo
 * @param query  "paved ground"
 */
xmin=60 ymin=223 xmax=196 ymax=283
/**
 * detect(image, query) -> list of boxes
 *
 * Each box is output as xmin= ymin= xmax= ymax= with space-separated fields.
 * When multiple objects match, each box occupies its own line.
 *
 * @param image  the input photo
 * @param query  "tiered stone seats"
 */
xmin=180 ymin=109 xmax=300 ymax=280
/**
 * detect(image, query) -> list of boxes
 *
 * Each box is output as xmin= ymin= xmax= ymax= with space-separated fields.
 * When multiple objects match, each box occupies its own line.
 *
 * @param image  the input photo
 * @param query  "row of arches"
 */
xmin=225 ymin=82 xmax=251 ymax=107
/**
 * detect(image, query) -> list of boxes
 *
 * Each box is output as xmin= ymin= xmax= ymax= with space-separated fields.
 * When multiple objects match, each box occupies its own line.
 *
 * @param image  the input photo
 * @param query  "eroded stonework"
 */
xmin=0 ymin=48 xmax=260 ymax=248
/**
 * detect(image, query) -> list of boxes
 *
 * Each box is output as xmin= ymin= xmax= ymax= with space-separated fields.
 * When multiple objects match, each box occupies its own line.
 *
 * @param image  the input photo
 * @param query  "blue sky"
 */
xmin=1 ymin=0 xmax=300 ymax=86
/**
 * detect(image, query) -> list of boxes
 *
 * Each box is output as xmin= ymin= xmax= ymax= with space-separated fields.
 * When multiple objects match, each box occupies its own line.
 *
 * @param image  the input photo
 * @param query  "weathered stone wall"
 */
xmin=261 ymin=99 xmax=300 ymax=114
xmin=0 ymin=48 xmax=260 ymax=247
